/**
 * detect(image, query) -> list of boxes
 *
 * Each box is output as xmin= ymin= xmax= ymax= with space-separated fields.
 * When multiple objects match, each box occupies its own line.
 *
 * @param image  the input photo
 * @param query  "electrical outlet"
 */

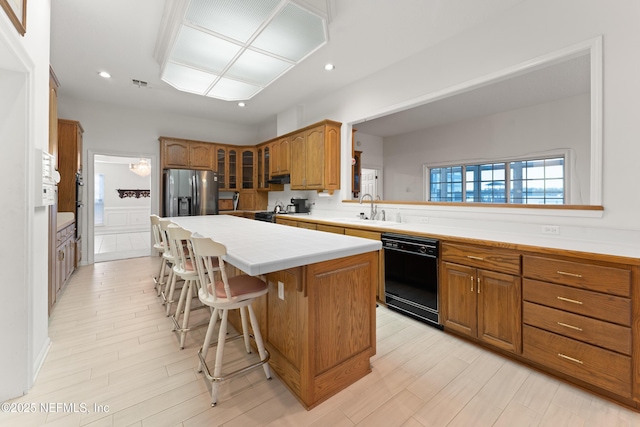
xmin=278 ymin=281 xmax=284 ymax=300
xmin=419 ymin=217 xmax=429 ymax=224
xmin=542 ymin=225 xmax=560 ymax=235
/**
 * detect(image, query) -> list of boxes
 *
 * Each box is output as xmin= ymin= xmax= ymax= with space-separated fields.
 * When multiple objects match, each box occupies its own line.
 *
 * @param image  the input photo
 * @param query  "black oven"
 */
xmin=382 ymin=233 xmax=442 ymax=329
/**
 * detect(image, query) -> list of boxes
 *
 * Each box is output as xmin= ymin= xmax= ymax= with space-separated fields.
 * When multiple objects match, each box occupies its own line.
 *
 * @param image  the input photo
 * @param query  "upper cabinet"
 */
xmin=271 ymin=136 xmax=291 ymax=176
xmin=257 ymin=143 xmax=270 ymax=189
xmin=160 ymin=137 xmax=214 ymax=170
xmin=159 ymin=119 xmax=341 ymax=193
xmin=290 ymin=120 xmax=341 ymax=193
xmin=216 ymin=145 xmax=238 ymax=191
xmin=241 ymin=148 xmax=255 ymax=189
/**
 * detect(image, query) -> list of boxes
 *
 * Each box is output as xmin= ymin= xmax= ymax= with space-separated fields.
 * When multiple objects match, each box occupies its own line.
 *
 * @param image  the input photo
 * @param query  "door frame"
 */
xmin=87 ymin=149 xmax=158 ymax=265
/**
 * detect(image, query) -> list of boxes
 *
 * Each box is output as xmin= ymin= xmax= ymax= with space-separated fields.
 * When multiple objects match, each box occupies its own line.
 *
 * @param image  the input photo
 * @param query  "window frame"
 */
xmin=424 ymin=149 xmax=572 ymax=205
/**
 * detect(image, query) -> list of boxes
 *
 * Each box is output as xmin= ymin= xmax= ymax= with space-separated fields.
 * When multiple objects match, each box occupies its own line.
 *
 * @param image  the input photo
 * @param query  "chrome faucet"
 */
xmin=359 ymin=193 xmax=377 ymax=220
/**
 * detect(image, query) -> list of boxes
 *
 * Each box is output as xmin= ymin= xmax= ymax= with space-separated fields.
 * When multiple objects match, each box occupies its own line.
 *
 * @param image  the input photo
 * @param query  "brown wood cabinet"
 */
xmin=441 ymin=243 xmax=522 ymax=354
xmin=522 ymin=254 xmax=633 ymax=398
xmin=237 ymin=189 xmax=267 ymax=211
xmin=55 ymin=221 xmax=76 ymax=304
xmin=216 ymin=145 xmax=239 ymax=191
xmin=290 ymin=121 xmax=340 ymax=193
xmin=271 ymin=136 xmax=290 ymax=176
xmin=160 ymin=137 xmax=213 ymax=170
xmin=241 ymin=147 xmax=256 ymax=189
xmin=57 ymin=119 xmax=83 ymax=214
xmin=257 ymin=143 xmax=269 ymax=189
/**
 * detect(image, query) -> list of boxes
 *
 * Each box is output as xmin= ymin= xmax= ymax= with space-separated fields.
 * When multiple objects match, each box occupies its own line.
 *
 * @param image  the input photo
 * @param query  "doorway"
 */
xmin=361 ymin=167 xmax=382 ymax=199
xmin=93 ymin=154 xmax=152 ymax=262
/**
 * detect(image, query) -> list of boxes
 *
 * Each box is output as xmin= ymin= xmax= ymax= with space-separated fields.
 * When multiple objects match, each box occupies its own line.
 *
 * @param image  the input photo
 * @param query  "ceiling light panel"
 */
xmin=156 ymin=0 xmax=328 ymax=101
xmin=163 ymin=62 xmax=217 ymax=94
xmin=172 ymin=26 xmax=241 ymax=72
xmin=206 ymin=77 xmax=263 ymax=101
xmin=227 ymin=49 xmax=293 ymax=85
xmin=252 ymin=3 xmax=327 ymax=61
xmin=186 ymin=0 xmax=281 ymax=43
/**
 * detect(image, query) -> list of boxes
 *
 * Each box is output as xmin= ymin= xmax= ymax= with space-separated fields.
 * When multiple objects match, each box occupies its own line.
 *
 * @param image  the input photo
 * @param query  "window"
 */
xmin=95 ymin=173 xmax=104 ymax=225
xmin=428 ymin=156 xmax=565 ymax=204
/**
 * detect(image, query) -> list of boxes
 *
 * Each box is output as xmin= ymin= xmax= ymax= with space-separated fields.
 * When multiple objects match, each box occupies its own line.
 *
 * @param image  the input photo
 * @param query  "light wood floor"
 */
xmin=3 ymin=256 xmax=640 ymax=426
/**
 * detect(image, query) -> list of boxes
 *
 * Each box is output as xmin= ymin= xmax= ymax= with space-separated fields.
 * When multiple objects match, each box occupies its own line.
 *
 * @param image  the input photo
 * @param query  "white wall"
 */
xmin=0 ymin=1 xmax=51 ymax=401
xmin=383 ymin=94 xmax=590 ymax=201
xmin=294 ymin=0 xmax=640 ymax=252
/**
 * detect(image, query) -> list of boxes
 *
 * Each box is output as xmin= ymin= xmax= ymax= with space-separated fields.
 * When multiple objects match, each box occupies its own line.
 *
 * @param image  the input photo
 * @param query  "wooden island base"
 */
xmin=229 ymin=250 xmax=379 ymax=409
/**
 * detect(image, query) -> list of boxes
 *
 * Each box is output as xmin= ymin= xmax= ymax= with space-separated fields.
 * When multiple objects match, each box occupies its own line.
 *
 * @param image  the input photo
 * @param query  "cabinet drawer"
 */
xmin=523 ymin=325 xmax=631 ymax=398
xmin=442 ymin=243 xmax=520 ymax=275
xmin=523 ymin=302 xmax=631 ymax=355
xmin=523 ymin=256 xmax=630 ymax=297
xmin=523 ymin=279 xmax=630 ymax=326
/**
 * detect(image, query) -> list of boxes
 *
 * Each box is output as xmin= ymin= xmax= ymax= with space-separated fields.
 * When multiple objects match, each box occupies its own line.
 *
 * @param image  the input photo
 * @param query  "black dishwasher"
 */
xmin=382 ymin=233 xmax=442 ymax=329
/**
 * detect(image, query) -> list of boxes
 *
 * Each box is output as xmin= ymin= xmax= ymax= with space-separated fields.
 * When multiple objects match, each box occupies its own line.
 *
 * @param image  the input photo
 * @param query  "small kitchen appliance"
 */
xmin=290 ymin=198 xmax=309 ymax=213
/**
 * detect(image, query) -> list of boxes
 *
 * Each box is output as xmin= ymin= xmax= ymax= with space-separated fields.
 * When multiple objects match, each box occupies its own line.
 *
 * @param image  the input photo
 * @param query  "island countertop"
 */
xmin=168 ymin=215 xmax=382 ymax=276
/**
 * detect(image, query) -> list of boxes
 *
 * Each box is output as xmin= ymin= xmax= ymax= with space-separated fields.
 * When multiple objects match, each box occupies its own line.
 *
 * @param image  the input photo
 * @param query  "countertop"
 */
xmin=168 ymin=215 xmax=382 ymax=276
xmin=57 ymin=212 xmax=75 ymax=231
xmin=275 ymin=213 xmax=640 ymax=261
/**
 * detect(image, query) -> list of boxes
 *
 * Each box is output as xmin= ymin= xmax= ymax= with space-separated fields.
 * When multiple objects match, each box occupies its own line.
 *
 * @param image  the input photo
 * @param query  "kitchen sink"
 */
xmin=327 ymin=217 xmax=399 ymax=227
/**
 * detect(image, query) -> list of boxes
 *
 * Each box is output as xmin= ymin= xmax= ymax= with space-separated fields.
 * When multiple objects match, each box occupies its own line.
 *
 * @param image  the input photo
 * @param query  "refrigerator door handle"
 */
xmin=191 ymin=172 xmax=199 ymax=216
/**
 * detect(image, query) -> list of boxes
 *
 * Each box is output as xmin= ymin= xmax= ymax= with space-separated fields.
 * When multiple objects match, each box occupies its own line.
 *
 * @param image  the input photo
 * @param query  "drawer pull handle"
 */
xmin=558 ymin=353 xmax=583 ymax=364
xmin=557 ymin=322 xmax=583 ymax=331
xmin=467 ymin=255 xmax=484 ymax=260
xmin=557 ymin=296 xmax=583 ymax=305
xmin=557 ymin=270 xmax=582 ymax=278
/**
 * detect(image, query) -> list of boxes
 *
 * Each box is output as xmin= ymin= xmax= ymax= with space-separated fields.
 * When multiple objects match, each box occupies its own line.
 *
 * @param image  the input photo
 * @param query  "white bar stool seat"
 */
xmin=191 ymin=235 xmax=271 ymax=407
xmin=166 ymin=224 xmax=209 ymax=349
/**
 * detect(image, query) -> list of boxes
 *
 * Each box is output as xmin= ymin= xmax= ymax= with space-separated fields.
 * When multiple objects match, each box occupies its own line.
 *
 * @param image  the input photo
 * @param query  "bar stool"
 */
xmin=165 ymin=224 xmax=208 ymax=348
xmin=158 ymin=218 xmax=177 ymax=301
xmin=150 ymin=215 xmax=168 ymax=293
xmin=191 ymin=235 xmax=271 ymax=407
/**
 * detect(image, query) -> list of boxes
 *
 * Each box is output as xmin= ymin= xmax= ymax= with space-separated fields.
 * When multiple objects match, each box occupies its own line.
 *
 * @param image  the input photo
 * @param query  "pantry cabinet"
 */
xmin=57 ymin=119 xmax=83 ymax=214
xmin=441 ymin=243 xmax=522 ymax=354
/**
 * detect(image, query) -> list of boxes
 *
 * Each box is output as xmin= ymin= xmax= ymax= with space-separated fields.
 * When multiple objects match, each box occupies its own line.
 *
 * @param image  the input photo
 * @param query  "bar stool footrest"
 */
xmin=197 ymin=334 xmax=270 ymax=383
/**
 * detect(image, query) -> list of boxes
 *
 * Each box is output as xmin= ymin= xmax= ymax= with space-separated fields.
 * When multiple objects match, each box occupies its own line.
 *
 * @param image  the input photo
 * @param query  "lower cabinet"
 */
xmin=441 ymin=262 xmax=522 ymax=353
xmin=55 ymin=222 xmax=76 ymax=301
xmin=441 ymin=243 xmax=522 ymax=354
xmin=522 ymin=254 xmax=633 ymax=399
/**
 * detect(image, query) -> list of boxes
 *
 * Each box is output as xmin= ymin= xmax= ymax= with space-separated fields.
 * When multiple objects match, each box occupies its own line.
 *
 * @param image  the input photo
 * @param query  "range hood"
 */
xmin=267 ymin=175 xmax=290 ymax=185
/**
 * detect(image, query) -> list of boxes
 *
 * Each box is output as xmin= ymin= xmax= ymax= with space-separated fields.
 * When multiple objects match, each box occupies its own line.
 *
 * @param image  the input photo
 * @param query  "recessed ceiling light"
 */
xmin=324 ymin=63 xmax=335 ymax=71
xmin=98 ymin=71 xmax=111 ymax=78
xmin=238 ymin=102 xmax=246 ymax=107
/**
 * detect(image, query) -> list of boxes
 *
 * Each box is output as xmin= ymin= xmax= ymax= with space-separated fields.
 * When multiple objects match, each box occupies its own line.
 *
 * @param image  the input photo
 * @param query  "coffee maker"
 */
xmin=289 ymin=198 xmax=310 ymax=213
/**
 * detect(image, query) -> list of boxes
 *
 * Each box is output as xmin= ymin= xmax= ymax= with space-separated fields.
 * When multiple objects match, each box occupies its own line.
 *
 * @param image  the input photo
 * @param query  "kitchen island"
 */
xmin=169 ymin=215 xmax=382 ymax=409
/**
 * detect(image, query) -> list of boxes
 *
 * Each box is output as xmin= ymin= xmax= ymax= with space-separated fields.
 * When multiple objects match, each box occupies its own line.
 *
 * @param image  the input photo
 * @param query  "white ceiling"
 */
xmin=50 ymin=0 xmax=531 ymax=128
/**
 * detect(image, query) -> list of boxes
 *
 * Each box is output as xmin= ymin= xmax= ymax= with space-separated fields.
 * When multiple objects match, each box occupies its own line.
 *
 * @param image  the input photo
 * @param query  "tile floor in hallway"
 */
xmin=2 ymin=256 xmax=639 ymax=426
xmin=94 ymin=231 xmax=151 ymax=262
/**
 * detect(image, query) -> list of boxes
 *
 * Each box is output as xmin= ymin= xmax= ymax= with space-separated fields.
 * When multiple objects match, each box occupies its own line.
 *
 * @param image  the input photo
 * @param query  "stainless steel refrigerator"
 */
xmin=163 ymin=169 xmax=219 ymax=217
